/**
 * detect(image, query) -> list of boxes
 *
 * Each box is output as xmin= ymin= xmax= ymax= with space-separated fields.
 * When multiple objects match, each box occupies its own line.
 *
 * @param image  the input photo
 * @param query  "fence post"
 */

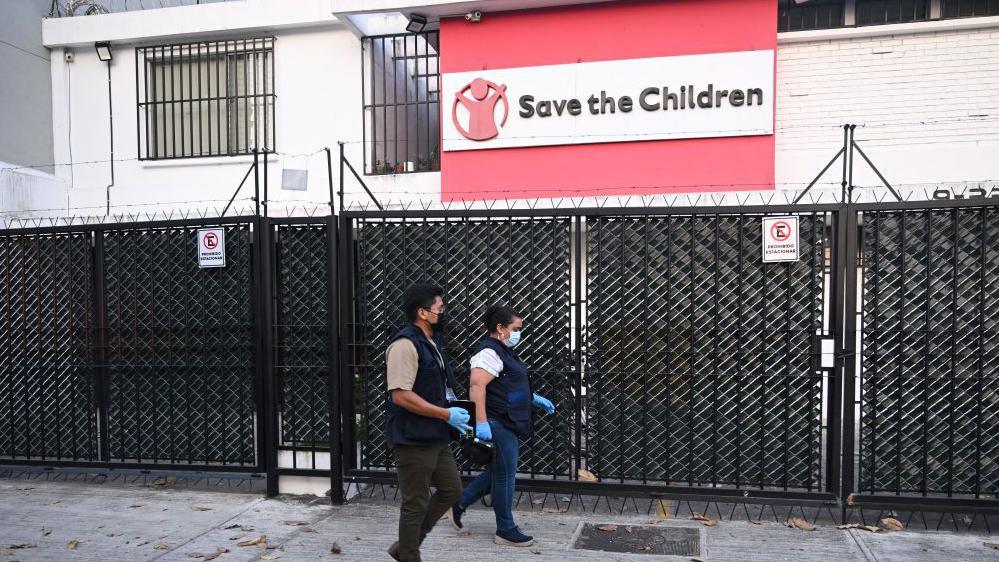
xmin=254 ymin=217 xmax=279 ymax=496
xmin=92 ymin=230 xmax=111 ymax=462
xmin=326 ymin=215 xmax=345 ymax=504
xmin=337 ymin=214 xmax=357 ymax=474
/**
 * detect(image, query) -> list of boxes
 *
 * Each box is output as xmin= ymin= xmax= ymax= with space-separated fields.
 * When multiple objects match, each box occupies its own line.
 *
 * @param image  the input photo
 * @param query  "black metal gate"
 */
xmin=3 ymin=199 xmax=998 ymax=520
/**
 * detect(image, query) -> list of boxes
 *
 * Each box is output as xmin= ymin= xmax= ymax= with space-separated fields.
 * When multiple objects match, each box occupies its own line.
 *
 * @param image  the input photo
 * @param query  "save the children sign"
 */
xmin=441 ymin=50 xmax=774 ymax=152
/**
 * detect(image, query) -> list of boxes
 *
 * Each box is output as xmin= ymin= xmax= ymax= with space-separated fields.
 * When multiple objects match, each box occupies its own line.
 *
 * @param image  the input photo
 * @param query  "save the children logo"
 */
xmin=451 ymin=77 xmax=509 ymax=141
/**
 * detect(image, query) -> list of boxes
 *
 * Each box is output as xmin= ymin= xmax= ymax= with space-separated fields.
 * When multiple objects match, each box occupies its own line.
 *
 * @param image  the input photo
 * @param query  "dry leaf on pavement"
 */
xmin=67 ymin=540 xmax=81 ymax=550
xmin=192 ymin=506 xmax=212 ymax=512
xmin=153 ymin=543 xmax=170 ymax=550
xmin=188 ymin=547 xmax=229 ymax=560
xmin=691 ymin=514 xmax=718 ymax=527
xmin=577 ymin=469 xmax=598 ymax=482
xmin=8 ymin=543 xmax=36 ymax=549
xmin=530 ymin=547 xmax=542 ymax=554
xmin=282 ymin=520 xmax=307 ymax=526
xmin=692 ymin=558 xmax=709 ymax=562
xmin=596 ymin=524 xmax=619 ymax=531
xmin=837 ymin=524 xmax=881 ymax=533
xmin=879 ymin=517 xmax=903 ymax=531
xmin=41 ymin=528 xmax=51 ymax=536
xmin=330 ymin=542 xmax=342 ymax=554
xmin=237 ymin=535 xmax=268 ymax=547
xmin=152 ymin=476 xmax=178 ymax=487
xmin=786 ymin=517 xmax=816 ymax=531
xmin=984 ymin=542 xmax=999 ymax=550
xmin=747 ymin=520 xmax=767 ymax=525
xmin=262 ymin=555 xmax=282 ymax=561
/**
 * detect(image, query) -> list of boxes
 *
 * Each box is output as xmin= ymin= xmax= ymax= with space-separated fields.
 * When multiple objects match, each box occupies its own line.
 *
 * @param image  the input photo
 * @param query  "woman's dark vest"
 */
xmin=474 ymin=337 xmax=533 ymax=438
xmin=385 ymin=324 xmax=458 ymax=446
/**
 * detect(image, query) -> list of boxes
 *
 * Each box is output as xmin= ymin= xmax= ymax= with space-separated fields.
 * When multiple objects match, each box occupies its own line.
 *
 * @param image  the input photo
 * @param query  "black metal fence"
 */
xmin=2 ymin=200 xmax=998 ymax=519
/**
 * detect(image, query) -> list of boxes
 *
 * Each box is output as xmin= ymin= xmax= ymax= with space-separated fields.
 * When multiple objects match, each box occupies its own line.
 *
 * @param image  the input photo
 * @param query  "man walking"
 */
xmin=385 ymin=284 xmax=470 ymax=561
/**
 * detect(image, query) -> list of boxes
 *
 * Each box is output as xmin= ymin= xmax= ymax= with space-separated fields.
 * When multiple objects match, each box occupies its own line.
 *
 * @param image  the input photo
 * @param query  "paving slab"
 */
xmin=1 ymin=479 xmax=996 ymax=561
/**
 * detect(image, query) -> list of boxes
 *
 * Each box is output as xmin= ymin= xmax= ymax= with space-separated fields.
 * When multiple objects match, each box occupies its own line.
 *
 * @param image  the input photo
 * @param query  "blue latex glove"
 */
xmin=532 ymin=393 xmax=555 ymax=415
xmin=446 ymin=407 xmax=472 ymax=432
xmin=476 ymin=422 xmax=493 ymax=441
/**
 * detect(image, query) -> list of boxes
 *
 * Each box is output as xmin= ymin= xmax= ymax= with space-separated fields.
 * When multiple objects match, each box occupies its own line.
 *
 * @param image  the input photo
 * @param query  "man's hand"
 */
xmin=446 ymin=407 xmax=472 ymax=432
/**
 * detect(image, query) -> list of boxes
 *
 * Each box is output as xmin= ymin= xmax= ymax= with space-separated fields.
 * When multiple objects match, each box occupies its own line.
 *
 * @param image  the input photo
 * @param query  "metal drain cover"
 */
xmin=572 ymin=523 xmax=701 ymax=556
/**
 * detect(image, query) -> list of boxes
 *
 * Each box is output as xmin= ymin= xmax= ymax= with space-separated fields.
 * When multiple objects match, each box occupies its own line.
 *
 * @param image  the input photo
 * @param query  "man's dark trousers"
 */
xmin=392 ymin=444 xmax=462 ymax=561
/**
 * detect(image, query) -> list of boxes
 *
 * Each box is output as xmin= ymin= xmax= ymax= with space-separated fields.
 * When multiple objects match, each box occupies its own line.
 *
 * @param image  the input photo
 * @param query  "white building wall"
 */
xmin=14 ymin=4 xmax=999 ymax=223
xmin=775 ymin=20 xmax=999 ymax=196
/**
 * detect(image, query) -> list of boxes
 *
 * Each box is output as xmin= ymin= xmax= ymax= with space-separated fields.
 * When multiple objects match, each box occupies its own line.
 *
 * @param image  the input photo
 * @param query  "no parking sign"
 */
xmin=197 ymin=227 xmax=226 ymax=268
xmin=761 ymin=216 xmax=799 ymax=263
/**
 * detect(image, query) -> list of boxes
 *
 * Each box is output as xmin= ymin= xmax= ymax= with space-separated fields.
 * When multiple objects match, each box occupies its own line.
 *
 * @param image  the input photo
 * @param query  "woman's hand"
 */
xmin=532 ymin=393 xmax=555 ymax=415
xmin=476 ymin=422 xmax=493 ymax=441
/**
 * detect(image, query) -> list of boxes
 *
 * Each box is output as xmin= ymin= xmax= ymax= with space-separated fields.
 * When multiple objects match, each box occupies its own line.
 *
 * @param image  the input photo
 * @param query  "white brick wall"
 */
xmin=776 ymin=25 xmax=999 ymax=193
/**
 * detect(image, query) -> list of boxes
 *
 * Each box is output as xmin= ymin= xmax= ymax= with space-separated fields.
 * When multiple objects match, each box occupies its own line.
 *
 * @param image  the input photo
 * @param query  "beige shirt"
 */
xmin=385 ymin=336 xmax=443 ymax=392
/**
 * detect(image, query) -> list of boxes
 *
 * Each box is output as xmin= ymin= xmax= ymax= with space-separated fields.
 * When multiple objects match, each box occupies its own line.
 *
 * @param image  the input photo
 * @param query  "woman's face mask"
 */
xmin=503 ymin=330 xmax=522 ymax=347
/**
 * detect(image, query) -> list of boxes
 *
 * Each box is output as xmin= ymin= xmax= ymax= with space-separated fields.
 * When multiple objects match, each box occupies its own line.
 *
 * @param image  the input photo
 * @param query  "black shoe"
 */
xmin=494 ymin=527 xmax=534 ymax=547
xmin=388 ymin=541 xmax=401 ymax=561
xmin=448 ymin=504 xmax=465 ymax=531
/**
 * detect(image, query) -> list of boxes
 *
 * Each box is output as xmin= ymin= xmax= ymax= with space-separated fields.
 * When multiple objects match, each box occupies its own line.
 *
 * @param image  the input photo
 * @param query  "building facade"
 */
xmin=1 ymin=0 xmax=991 ymax=224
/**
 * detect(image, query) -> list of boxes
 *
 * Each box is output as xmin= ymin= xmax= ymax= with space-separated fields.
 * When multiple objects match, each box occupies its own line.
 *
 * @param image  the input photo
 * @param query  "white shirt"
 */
xmin=469 ymin=348 xmax=504 ymax=377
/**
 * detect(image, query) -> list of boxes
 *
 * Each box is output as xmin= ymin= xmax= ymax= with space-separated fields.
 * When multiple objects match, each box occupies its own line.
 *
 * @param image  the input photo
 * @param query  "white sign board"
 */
xmin=762 ymin=217 xmax=799 ymax=263
xmin=197 ymin=227 xmax=226 ymax=268
xmin=441 ymin=49 xmax=774 ymax=152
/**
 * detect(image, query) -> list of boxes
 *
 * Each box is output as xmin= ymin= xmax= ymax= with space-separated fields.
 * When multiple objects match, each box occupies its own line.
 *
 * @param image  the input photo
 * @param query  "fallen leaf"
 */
xmin=330 ymin=542 xmax=342 ymax=554
xmin=577 ymin=469 xmax=598 ymax=482
xmin=192 ymin=506 xmax=212 ymax=512
xmin=8 ymin=543 xmax=36 ymax=549
xmin=282 ymin=520 xmax=307 ymax=526
xmin=837 ymin=523 xmax=882 ymax=533
xmin=16 ymin=486 xmax=34 ymax=491
xmin=153 ymin=543 xmax=170 ymax=550
xmin=48 ymin=500 xmax=62 ymax=505
xmin=880 ymin=517 xmax=903 ymax=531
xmin=984 ymin=542 xmax=999 ymax=550
xmin=624 ymin=526 xmax=633 ymax=534
xmin=530 ymin=547 xmax=542 ymax=554
xmin=67 ymin=540 xmax=80 ymax=550
xmin=691 ymin=514 xmax=718 ymax=527
xmin=262 ymin=555 xmax=282 ymax=561
xmin=152 ymin=476 xmax=178 ymax=487
xmin=237 ymin=535 xmax=268 ymax=547
xmin=596 ymin=524 xmax=619 ymax=532
xmin=188 ymin=547 xmax=229 ymax=560
xmin=223 ymin=524 xmax=242 ymax=530
xmin=786 ymin=517 xmax=816 ymax=531
xmin=300 ymin=527 xmax=317 ymax=533
xmin=41 ymin=528 xmax=51 ymax=536
xmin=692 ymin=558 xmax=709 ymax=562
xmin=748 ymin=520 xmax=767 ymax=525
xmin=129 ymin=504 xmax=144 ymax=509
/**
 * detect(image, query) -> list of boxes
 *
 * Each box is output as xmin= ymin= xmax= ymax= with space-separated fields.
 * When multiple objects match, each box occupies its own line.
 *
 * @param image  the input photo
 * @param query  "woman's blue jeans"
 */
xmin=457 ymin=419 xmax=519 ymax=533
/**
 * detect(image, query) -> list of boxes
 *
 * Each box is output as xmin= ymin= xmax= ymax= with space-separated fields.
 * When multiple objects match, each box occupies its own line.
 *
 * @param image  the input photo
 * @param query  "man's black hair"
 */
xmin=402 ymin=283 xmax=444 ymax=322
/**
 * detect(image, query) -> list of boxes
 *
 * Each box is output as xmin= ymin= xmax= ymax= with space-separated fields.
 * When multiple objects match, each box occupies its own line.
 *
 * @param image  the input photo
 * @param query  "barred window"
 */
xmin=362 ymin=32 xmax=440 ymax=175
xmin=778 ymin=0 xmax=843 ymax=32
xmin=136 ymin=38 xmax=275 ymax=160
xmin=856 ymin=0 xmax=930 ymax=25
xmin=942 ymin=0 xmax=999 ymax=17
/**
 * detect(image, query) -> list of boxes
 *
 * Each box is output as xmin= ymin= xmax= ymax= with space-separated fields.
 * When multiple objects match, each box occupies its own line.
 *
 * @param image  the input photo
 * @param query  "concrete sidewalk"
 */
xmin=0 ymin=479 xmax=996 ymax=561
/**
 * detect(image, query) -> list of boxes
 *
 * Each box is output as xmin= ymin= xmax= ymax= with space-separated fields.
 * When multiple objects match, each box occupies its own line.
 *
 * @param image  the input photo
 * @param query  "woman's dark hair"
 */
xmin=402 ymin=283 xmax=444 ymax=322
xmin=482 ymin=304 xmax=520 ymax=333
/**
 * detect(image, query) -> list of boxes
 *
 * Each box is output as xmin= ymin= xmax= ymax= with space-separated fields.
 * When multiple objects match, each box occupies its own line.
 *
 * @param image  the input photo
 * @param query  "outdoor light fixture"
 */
xmin=95 ymin=41 xmax=112 ymax=62
xmin=406 ymin=13 xmax=427 ymax=33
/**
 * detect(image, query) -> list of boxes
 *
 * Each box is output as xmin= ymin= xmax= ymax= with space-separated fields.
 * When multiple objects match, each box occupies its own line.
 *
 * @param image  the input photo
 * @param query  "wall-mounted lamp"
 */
xmin=95 ymin=41 xmax=112 ymax=62
xmin=406 ymin=13 xmax=428 ymax=33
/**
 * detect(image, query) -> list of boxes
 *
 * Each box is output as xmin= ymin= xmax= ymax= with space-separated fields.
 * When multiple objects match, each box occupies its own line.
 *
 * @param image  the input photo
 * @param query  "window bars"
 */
xmin=135 ymin=38 xmax=276 ymax=160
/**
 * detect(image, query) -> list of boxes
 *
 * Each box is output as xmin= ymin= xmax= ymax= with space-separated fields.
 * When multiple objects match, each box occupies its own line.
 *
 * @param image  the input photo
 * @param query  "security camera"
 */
xmin=465 ymin=10 xmax=482 ymax=22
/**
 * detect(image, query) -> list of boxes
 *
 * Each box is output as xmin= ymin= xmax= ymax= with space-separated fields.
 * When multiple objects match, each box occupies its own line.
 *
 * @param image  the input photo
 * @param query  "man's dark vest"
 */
xmin=474 ymin=337 xmax=533 ymax=438
xmin=385 ymin=324 xmax=458 ymax=446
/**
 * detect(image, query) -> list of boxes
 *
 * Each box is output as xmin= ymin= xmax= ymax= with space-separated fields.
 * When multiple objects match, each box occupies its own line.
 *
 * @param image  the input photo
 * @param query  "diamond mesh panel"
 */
xmin=352 ymin=217 xmax=573 ymax=476
xmin=585 ymin=214 xmax=826 ymax=489
xmin=0 ymin=232 xmax=98 ymax=460
xmin=103 ymin=224 xmax=256 ymax=465
xmin=860 ymin=207 xmax=999 ymax=497
xmin=275 ymin=224 xmax=331 ymax=448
